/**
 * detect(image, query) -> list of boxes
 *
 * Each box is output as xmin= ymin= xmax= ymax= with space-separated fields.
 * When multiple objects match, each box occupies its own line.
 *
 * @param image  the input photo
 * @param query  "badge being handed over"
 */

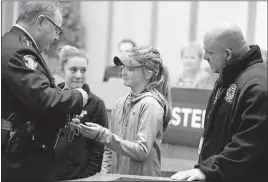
xmin=79 ymin=122 xmax=104 ymax=140
xmin=68 ymin=110 xmax=87 ymax=142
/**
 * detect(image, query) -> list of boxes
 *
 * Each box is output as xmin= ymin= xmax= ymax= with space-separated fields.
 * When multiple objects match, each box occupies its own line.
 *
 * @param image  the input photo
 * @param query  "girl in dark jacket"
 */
xmin=54 ymin=45 xmax=108 ymax=180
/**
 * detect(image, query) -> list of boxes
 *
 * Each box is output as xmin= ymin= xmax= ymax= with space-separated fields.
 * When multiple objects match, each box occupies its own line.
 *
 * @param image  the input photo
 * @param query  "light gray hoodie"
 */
xmin=98 ymin=89 xmax=168 ymax=176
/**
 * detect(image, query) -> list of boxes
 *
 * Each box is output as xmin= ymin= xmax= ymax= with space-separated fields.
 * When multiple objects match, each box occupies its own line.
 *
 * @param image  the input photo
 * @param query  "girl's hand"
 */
xmin=79 ymin=122 xmax=102 ymax=140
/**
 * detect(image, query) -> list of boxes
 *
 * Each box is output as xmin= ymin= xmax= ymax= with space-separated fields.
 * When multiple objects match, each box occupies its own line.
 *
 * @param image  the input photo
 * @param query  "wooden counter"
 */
xmin=71 ymin=173 xmax=209 ymax=181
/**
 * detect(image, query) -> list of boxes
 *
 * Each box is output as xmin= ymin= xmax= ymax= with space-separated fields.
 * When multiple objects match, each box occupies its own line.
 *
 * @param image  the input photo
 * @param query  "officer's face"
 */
xmin=42 ymin=10 xmax=63 ymax=52
xmin=63 ymin=57 xmax=88 ymax=89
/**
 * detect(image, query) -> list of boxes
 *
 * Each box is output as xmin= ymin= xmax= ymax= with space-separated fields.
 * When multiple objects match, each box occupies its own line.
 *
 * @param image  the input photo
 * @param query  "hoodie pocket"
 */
xmin=128 ymin=159 xmax=143 ymax=175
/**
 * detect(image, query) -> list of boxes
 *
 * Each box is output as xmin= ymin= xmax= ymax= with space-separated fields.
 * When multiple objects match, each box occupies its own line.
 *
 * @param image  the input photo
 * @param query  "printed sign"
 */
xmin=169 ymin=107 xmax=206 ymax=129
xmin=163 ymin=87 xmax=212 ymax=148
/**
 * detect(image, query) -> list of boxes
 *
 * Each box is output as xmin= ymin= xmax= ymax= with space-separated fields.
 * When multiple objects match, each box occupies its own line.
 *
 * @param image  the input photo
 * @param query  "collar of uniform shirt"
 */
xmin=14 ymin=24 xmax=40 ymax=52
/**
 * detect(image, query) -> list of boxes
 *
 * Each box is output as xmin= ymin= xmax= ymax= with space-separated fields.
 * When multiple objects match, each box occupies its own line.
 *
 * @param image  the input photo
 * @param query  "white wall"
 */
xmin=156 ymin=1 xmax=191 ymax=86
xmin=110 ymin=1 xmax=153 ymax=63
xmin=1 ymin=1 xmax=18 ymax=36
xmin=79 ymin=1 xmax=267 ymax=109
xmin=80 ymin=1 xmax=113 ymax=105
xmin=255 ymin=1 xmax=267 ymax=50
xmin=196 ymin=1 xmax=248 ymax=44
xmin=80 ymin=1 xmax=155 ymax=109
xmin=80 ymin=1 xmax=131 ymax=110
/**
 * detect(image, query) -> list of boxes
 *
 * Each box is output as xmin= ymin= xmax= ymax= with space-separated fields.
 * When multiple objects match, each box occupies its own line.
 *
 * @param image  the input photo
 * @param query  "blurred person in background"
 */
xmin=171 ymin=22 xmax=268 ymax=182
xmin=54 ymin=45 xmax=108 ymax=180
xmin=118 ymin=39 xmax=136 ymax=53
xmin=103 ymin=39 xmax=136 ymax=81
xmin=176 ymin=43 xmax=215 ymax=89
xmin=1 ymin=2 xmax=89 ymax=181
xmin=74 ymin=45 xmax=172 ymax=177
xmin=101 ymin=39 xmax=136 ymax=110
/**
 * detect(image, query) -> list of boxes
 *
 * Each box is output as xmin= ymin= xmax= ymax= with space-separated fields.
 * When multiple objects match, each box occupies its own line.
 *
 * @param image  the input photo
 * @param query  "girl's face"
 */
xmin=63 ymin=56 xmax=88 ymax=89
xmin=120 ymin=65 xmax=147 ymax=89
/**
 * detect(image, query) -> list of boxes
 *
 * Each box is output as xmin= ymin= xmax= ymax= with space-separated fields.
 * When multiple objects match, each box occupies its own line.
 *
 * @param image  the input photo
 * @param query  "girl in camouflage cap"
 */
xmin=76 ymin=45 xmax=172 ymax=176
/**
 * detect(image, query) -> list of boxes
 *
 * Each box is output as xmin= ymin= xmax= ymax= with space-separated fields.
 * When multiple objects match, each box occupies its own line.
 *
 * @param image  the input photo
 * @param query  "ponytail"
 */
xmin=133 ymin=45 xmax=172 ymax=131
xmin=158 ymin=64 xmax=172 ymax=131
xmin=145 ymin=63 xmax=172 ymax=131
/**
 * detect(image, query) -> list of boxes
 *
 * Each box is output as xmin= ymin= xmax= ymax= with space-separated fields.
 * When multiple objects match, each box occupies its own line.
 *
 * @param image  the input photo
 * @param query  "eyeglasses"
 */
xmin=44 ymin=16 xmax=62 ymax=35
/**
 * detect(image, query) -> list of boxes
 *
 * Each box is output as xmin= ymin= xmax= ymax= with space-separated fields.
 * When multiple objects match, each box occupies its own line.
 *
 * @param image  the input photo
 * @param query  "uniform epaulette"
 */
xmin=21 ymin=36 xmax=33 ymax=48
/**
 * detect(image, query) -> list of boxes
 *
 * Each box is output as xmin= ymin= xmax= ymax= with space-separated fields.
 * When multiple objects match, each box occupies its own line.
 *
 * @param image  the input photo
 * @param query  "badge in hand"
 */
xmin=68 ymin=111 xmax=87 ymax=142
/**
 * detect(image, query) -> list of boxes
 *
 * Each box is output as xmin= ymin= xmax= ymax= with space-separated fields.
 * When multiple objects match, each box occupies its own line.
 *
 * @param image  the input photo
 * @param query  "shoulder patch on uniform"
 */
xmin=23 ymin=55 xmax=38 ymax=70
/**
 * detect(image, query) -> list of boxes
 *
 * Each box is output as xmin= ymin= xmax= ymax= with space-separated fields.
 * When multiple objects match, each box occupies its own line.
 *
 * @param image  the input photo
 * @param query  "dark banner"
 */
xmin=163 ymin=87 xmax=212 ymax=148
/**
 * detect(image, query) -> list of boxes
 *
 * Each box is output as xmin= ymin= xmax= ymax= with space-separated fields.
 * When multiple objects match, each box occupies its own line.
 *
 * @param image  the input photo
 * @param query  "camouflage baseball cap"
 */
xmin=114 ymin=45 xmax=162 ymax=73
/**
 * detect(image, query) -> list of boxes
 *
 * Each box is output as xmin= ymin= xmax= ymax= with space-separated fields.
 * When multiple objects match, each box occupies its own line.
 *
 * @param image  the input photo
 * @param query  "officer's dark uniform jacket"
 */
xmin=1 ymin=26 xmax=84 ymax=181
xmin=54 ymin=82 xmax=108 ymax=181
xmin=195 ymin=45 xmax=268 ymax=182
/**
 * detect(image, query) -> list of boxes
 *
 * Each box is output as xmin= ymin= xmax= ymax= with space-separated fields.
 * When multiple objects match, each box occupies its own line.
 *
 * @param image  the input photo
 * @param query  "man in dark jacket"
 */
xmin=171 ymin=22 xmax=268 ymax=182
xmin=1 ymin=2 xmax=88 ymax=181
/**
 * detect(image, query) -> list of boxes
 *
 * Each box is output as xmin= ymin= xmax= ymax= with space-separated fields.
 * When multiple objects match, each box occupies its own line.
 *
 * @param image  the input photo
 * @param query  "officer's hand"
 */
xmin=79 ymin=122 xmax=103 ymax=140
xmin=75 ymin=88 xmax=89 ymax=106
xmin=171 ymin=169 xmax=206 ymax=181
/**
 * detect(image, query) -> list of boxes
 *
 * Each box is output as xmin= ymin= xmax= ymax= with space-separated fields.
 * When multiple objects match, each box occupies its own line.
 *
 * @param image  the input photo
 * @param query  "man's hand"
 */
xmin=79 ymin=122 xmax=103 ymax=140
xmin=75 ymin=88 xmax=89 ymax=106
xmin=171 ymin=169 xmax=206 ymax=181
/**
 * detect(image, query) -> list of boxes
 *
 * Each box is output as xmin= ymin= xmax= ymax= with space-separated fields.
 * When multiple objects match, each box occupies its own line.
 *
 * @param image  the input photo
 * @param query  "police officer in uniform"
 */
xmin=1 ymin=2 xmax=89 ymax=181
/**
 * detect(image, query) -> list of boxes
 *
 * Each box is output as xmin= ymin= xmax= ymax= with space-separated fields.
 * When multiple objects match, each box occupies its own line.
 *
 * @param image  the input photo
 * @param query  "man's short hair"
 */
xmin=16 ymin=1 xmax=62 ymax=24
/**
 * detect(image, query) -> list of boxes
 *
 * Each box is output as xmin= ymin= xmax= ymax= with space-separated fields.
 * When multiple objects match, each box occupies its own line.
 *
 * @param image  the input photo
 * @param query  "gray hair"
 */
xmin=16 ymin=1 xmax=62 ymax=24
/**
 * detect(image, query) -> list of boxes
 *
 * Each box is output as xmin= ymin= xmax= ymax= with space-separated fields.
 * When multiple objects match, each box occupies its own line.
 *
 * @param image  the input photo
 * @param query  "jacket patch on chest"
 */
xmin=225 ymin=84 xmax=236 ymax=103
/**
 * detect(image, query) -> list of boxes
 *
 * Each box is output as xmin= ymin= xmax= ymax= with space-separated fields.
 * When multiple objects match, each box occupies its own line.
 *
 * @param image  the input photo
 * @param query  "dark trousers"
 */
xmin=2 ymin=141 xmax=57 ymax=181
xmin=1 ymin=129 xmax=10 ymax=155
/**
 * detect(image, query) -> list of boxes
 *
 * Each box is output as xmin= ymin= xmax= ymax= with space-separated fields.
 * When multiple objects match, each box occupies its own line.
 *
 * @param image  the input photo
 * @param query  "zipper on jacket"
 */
xmin=199 ymin=83 xmax=223 ymax=160
xmin=119 ymin=95 xmax=132 ymax=137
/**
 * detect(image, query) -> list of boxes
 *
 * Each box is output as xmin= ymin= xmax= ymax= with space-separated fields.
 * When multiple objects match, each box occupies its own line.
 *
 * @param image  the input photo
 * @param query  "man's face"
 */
xmin=39 ymin=10 xmax=63 ymax=52
xmin=203 ymin=37 xmax=226 ymax=73
xmin=120 ymin=65 xmax=146 ymax=89
xmin=182 ymin=48 xmax=201 ymax=72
